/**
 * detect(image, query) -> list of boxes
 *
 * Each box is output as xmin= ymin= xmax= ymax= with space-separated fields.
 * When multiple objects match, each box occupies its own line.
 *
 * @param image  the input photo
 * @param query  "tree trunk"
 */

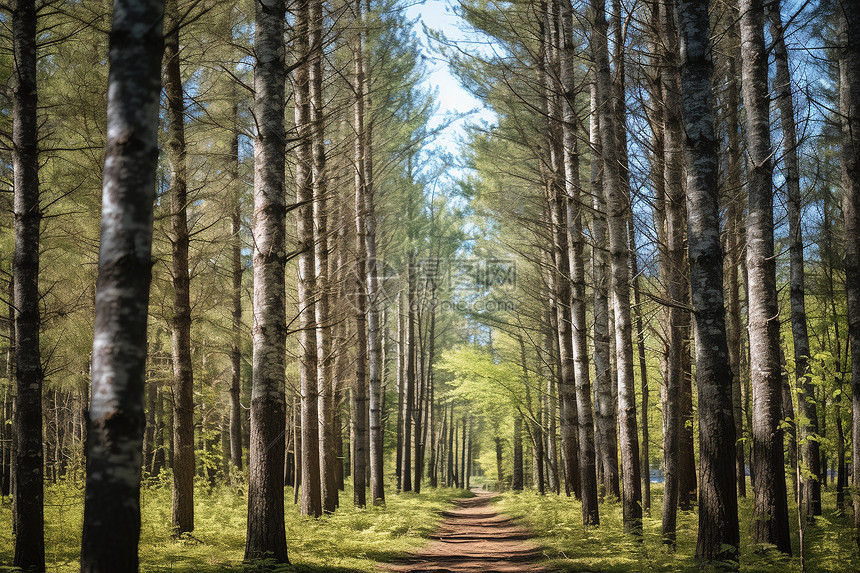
xmin=350 ymin=5 xmax=369 ymax=508
xmin=560 ymin=0 xmax=597 ymax=523
xmin=631 ymin=220 xmax=650 ymax=514
xmin=723 ymin=14 xmax=746 ymax=495
xmin=295 ymin=0 xmax=322 ymax=518
xmin=164 ymin=5 xmax=195 ymax=535
xmin=308 ymin=0 xmax=336 ymax=515
xmin=447 ymin=402 xmax=455 ymax=487
xmin=11 ymin=0 xmax=44 ymax=569
xmin=839 ymin=2 xmax=860 ymax=550
xmin=740 ymin=0 xmax=790 ymax=554
xmin=592 ymin=0 xmax=641 ymax=532
xmin=769 ymin=0 xmax=820 ymax=519
xmin=460 ymin=416 xmax=467 ymax=490
xmin=657 ymin=0 xmax=685 ymax=544
xmin=590 ymin=79 xmax=620 ymax=501
xmin=402 ymin=254 xmax=416 ymax=492
xmin=396 ymin=292 xmax=404 ymax=491
xmin=245 ymin=0 xmax=289 ymax=560
xmin=229 ymin=108 xmax=244 ymax=474
xmin=80 ymin=2 xmax=164 ymax=569
xmin=362 ymin=6 xmax=384 ymax=503
xmin=543 ymin=0 xmax=579 ymax=500
xmin=513 ymin=416 xmax=524 ymax=490
xmin=676 ymin=0 xmax=740 ymax=561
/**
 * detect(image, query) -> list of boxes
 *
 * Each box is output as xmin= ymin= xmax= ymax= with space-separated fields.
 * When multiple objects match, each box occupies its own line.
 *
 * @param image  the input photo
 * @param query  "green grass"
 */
xmin=494 ymin=483 xmax=860 ymax=572
xmin=0 ymin=477 xmax=467 ymax=572
xmin=5 ymin=477 xmax=857 ymax=572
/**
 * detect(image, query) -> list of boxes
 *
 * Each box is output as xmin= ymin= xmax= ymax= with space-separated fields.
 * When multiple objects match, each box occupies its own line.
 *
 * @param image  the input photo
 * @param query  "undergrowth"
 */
xmin=495 ymin=483 xmax=860 ymax=572
xmin=0 ymin=477 xmax=466 ymax=572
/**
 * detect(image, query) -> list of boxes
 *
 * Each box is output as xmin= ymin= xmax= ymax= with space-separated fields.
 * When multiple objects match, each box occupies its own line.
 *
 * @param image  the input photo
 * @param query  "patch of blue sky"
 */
xmin=405 ymin=0 xmax=497 ymax=184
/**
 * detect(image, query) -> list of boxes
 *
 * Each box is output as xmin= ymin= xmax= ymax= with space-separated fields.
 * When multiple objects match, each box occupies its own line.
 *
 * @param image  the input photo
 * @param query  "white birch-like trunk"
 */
xmin=80 ymin=2 xmax=164 ymax=570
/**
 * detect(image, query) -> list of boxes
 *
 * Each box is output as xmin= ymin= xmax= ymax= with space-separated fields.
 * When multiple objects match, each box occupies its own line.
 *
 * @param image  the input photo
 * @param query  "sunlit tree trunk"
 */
xmin=365 ymin=111 xmax=386 ymax=504
xmin=401 ymin=252 xmax=415 ymax=492
xmin=657 ymin=0 xmax=685 ymax=545
xmin=769 ymin=0 xmax=820 ymax=519
xmin=295 ymin=0 xmax=322 ymax=519
xmin=560 ymin=0 xmax=597 ymax=524
xmin=590 ymin=79 xmax=620 ymax=500
xmin=740 ymin=0 xmax=790 ymax=553
xmin=351 ymin=6 xmax=369 ymax=504
xmin=245 ymin=0 xmax=289 ymax=559
xmin=80 ymin=2 xmax=164 ymax=569
xmin=308 ymin=0 xmax=336 ymax=515
xmin=12 ymin=0 xmax=44 ymax=568
xmin=676 ymin=0 xmax=740 ymax=562
xmin=592 ymin=0 xmax=641 ymax=532
xmin=543 ymin=0 xmax=579 ymax=500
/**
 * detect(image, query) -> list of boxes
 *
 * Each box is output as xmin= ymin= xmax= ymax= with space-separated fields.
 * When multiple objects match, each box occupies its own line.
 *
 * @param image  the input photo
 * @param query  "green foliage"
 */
xmin=495 ymin=485 xmax=860 ymax=572
xmin=0 ymin=481 xmax=465 ymax=572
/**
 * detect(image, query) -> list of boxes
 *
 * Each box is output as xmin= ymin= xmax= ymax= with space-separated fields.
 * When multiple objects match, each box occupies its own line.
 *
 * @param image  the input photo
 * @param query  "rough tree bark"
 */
xmin=592 ymin=0 xmax=641 ymax=532
xmin=560 ymin=0 xmax=598 ymax=524
xmin=308 ymin=0 xmax=336 ymax=515
xmin=80 ymin=2 xmax=164 ymax=570
xmin=401 ymin=252 xmax=415 ymax=492
xmin=295 ymin=0 xmax=322 ymax=519
xmin=361 ymin=0 xmax=385 ymax=506
xmin=676 ymin=0 xmax=740 ymax=562
xmin=740 ymin=0 xmax=791 ymax=554
xmin=12 ymin=0 xmax=44 ymax=569
xmin=723 ymin=9 xmax=746 ymax=498
xmin=543 ymin=0 xmax=579 ymax=499
xmin=163 ymin=3 xmax=194 ymax=535
xmin=245 ymin=0 xmax=289 ymax=560
xmin=351 ymin=1 xmax=369 ymax=505
xmin=590 ymin=79 xmax=620 ymax=501
xmin=658 ymin=0 xmax=685 ymax=545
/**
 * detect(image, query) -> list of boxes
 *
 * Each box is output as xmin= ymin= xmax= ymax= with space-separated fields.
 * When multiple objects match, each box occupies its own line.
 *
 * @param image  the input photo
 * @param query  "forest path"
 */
xmin=382 ymin=489 xmax=549 ymax=572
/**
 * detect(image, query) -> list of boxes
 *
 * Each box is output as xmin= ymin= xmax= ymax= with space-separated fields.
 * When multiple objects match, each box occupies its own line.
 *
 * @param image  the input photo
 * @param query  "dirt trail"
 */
xmin=382 ymin=489 xmax=548 ymax=572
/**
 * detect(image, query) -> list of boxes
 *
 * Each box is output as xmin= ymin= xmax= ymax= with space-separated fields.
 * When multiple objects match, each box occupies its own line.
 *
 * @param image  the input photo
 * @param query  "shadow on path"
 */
xmin=381 ymin=489 xmax=548 ymax=572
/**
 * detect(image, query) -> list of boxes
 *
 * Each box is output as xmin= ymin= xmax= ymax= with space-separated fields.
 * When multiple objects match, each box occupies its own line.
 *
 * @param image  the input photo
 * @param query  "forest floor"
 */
xmin=382 ymin=489 xmax=548 ymax=572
